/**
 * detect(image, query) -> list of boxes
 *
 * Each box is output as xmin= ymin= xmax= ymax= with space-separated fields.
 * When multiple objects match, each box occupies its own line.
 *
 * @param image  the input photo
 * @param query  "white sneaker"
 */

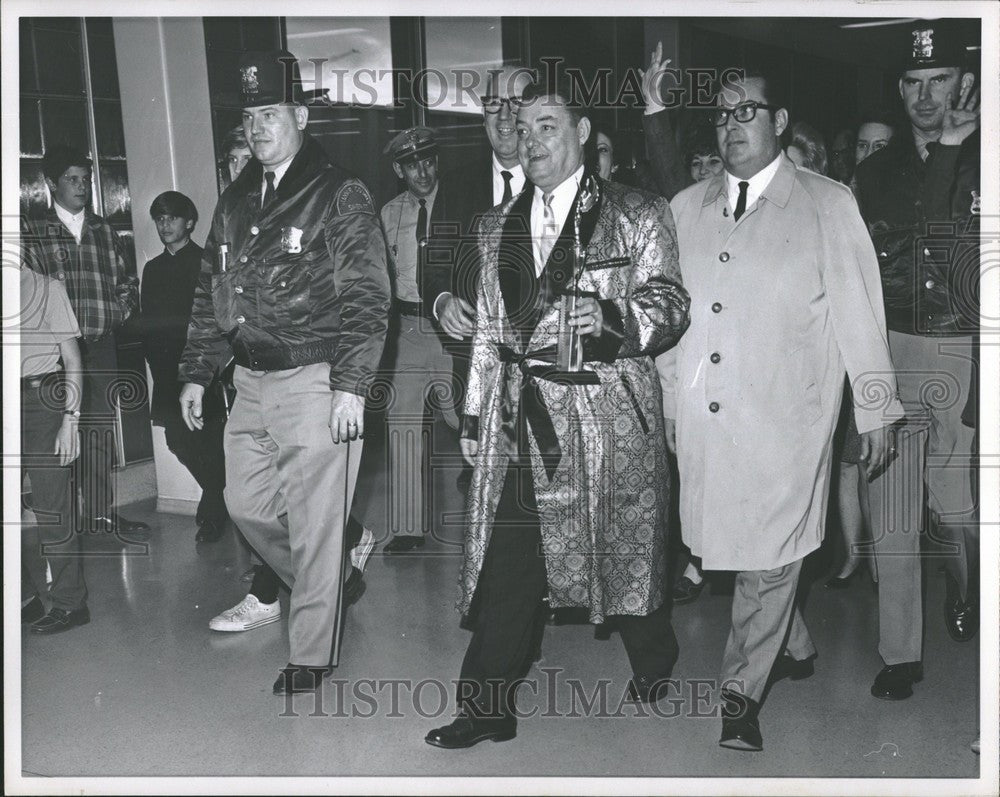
xmin=350 ymin=526 xmax=376 ymax=573
xmin=209 ymin=594 xmax=281 ymax=632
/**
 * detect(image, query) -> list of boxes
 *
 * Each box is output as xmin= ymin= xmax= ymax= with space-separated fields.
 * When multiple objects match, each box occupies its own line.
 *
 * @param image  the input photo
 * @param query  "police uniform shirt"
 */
xmin=380 ymin=184 xmax=438 ymax=303
xmin=20 ymin=267 xmax=81 ymax=378
xmin=260 ymin=157 xmax=294 ymax=206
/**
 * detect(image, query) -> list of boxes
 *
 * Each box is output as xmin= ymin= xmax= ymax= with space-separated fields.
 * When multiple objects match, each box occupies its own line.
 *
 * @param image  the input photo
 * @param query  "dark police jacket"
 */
xmin=853 ymin=128 xmax=980 ymax=336
xmin=178 ymin=136 xmax=391 ymax=395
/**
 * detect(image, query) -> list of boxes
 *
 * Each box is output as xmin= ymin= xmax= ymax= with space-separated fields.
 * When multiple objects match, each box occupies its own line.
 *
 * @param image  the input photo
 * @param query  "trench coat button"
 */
xmin=709 ymin=401 xmax=720 ymax=413
xmin=710 ymin=352 xmax=721 ymax=364
xmin=250 ymin=226 xmax=259 ymax=235
xmin=234 ymin=285 xmax=244 ymax=294
xmin=711 ymin=302 xmax=723 ymax=313
xmin=719 ymin=252 xmax=730 ymax=263
xmin=239 ymin=255 xmax=248 ymax=263
xmin=923 ymin=248 xmax=931 ymax=257
xmin=280 ymin=280 xmax=287 ymax=288
xmin=925 ymin=279 xmax=935 ymax=290
xmin=236 ymin=315 xmax=246 ymax=324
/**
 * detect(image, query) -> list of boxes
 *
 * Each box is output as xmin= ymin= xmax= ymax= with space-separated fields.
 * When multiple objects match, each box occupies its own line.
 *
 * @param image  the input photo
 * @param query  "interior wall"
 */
xmin=114 ymin=17 xmax=218 ymax=515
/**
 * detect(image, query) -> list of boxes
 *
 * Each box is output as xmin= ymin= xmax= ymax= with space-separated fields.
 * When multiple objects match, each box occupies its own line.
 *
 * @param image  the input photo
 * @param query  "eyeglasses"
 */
xmin=481 ymin=96 xmax=523 ymax=114
xmin=710 ymin=101 xmax=781 ymax=127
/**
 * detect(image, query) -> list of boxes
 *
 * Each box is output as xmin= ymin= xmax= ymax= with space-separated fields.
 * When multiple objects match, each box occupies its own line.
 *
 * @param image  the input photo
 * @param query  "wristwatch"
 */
xmin=63 ymin=409 xmax=81 ymax=418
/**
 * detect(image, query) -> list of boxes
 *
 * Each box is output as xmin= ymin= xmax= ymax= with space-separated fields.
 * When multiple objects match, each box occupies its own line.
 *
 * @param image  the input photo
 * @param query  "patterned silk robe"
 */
xmin=459 ymin=174 xmax=690 ymax=623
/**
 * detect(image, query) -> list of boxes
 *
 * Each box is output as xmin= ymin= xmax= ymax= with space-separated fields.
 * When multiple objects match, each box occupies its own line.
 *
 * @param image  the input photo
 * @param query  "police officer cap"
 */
xmin=239 ymin=49 xmax=303 ymax=108
xmin=384 ymin=127 xmax=438 ymax=165
xmin=901 ymin=24 xmax=969 ymax=72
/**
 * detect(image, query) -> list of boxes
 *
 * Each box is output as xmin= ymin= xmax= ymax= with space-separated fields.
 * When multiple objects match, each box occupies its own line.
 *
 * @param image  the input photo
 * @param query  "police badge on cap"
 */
xmin=239 ymin=49 xmax=303 ymax=107
xmin=384 ymin=127 xmax=439 ymax=165
xmin=901 ymin=24 xmax=969 ymax=72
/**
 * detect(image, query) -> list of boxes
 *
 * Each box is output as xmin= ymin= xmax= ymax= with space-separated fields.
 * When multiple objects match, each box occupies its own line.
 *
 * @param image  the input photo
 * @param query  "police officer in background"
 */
xmin=854 ymin=24 xmax=981 ymax=701
xmin=178 ymin=50 xmax=390 ymax=695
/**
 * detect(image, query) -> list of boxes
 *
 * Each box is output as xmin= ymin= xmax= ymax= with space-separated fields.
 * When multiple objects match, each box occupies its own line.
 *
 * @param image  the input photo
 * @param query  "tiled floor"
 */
xmin=19 ymin=466 xmax=981 ymax=779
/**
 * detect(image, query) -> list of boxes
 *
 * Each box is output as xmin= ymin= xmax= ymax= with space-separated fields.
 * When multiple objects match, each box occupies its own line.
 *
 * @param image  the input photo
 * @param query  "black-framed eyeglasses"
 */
xmin=710 ymin=101 xmax=780 ymax=127
xmin=481 ymin=96 xmax=523 ymax=114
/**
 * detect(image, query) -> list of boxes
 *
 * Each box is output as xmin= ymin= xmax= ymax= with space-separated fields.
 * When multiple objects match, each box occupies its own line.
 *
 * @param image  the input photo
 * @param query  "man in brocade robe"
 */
xmin=425 ymin=79 xmax=691 ymax=749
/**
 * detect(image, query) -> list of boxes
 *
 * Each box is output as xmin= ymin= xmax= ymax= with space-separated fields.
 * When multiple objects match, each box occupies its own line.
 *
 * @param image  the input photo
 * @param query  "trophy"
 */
xmin=554 ymin=177 xmax=600 ymax=385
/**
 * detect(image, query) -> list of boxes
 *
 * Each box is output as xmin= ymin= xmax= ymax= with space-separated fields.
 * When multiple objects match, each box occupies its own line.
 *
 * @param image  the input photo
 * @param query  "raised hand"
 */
xmin=940 ymin=79 xmax=980 ymax=146
xmin=638 ymin=40 xmax=672 ymax=115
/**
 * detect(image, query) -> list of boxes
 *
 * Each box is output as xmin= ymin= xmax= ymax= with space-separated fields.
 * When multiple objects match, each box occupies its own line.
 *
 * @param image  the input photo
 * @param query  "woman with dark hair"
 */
xmin=218 ymin=125 xmax=252 ymax=189
xmin=685 ymin=134 xmax=724 ymax=183
xmin=786 ymin=121 xmax=828 ymax=175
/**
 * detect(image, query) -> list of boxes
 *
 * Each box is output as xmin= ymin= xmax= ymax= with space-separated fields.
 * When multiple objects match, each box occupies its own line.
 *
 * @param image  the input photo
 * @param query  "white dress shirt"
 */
xmin=530 ymin=165 xmax=584 ymax=276
xmin=725 ymin=153 xmax=783 ymax=219
xmin=492 ymin=155 xmax=525 ymax=206
xmin=260 ymin=157 xmax=294 ymax=205
xmin=54 ymin=202 xmax=86 ymax=244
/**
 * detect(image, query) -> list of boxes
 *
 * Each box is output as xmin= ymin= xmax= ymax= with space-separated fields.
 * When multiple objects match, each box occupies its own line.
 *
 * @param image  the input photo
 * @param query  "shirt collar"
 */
xmin=53 ymin=201 xmax=86 ymax=226
xmin=725 ymin=152 xmax=783 ymax=202
xmin=534 ymin=164 xmax=585 ymax=206
xmin=406 ymin=183 xmax=438 ymax=207
xmin=263 ymin=156 xmax=294 ymax=189
xmin=492 ymin=154 xmax=524 ymax=183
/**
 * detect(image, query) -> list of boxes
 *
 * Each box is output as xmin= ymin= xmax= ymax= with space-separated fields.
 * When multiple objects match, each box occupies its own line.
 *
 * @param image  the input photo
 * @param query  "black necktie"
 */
xmin=262 ymin=171 xmax=276 ymax=210
xmin=501 ymin=170 xmax=513 ymax=204
xmin=923 ymin=141 xmax=938 ymax=162
xmin=416 ymin=198 xmax=427 ymax=245
xmin=733 ymin=180 xmax=749 ymax=221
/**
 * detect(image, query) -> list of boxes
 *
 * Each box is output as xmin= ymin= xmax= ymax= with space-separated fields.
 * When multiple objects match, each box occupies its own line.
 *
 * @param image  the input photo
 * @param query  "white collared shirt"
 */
xmin=530 ymin=164 xmax=584 ymax=276
xmin=261 ymin=156 xmax=294 ymax=205
xmin=725 ymin=153 xmax=783 ymax=219
xmin=54 ymin=201 xmax=86 ymax=244
xmin=492 ymin=155 xmax=525 ymax=206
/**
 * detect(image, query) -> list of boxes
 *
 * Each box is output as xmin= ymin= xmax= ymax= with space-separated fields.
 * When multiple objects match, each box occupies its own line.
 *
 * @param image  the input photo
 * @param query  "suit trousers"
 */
xmin=721 ymin=558 xmax=815 ymax=703
xmin=867 ymin=332 xmax=976 ymax=664
xmin=225 ymin=364 xmax=362 ymax=666
xmin=161 ymin=412 xmax=228 ymax=524
xmin=459 ymin=462 xmax=679 ymax=715
xmin=356 ymin=316 xmax=456 ymax=538
xmin=75 ymin=335 xmax=120 ymax=526
xmin=22 ymin=379 xmax=87 ymax=611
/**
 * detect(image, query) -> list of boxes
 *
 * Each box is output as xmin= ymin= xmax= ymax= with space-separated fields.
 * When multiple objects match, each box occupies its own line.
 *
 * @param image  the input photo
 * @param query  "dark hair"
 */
xmin=856 ymin=108 xmax=897 ymax=134
xmin=149 ymin=191 xmax=198 ymax=225
xmin=519 ymin=75 xmax=585 ymax=124
xmin=42 ymin=145 xmax=92 ymax=182
xmin=715 ymin=65 xmax=788 ymax=116
xmin=222 ymin=125 xmax=249 ymax=155
xmin=788 ymin=121 xmax=828 ymax=176
xmin=684 ymin=131 xmax=721 ymax=168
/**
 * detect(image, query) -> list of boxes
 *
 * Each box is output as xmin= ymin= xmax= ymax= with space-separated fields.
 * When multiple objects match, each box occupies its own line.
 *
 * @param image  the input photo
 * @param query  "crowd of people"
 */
xmin=20 ymin=21 xmax=980 ymax=755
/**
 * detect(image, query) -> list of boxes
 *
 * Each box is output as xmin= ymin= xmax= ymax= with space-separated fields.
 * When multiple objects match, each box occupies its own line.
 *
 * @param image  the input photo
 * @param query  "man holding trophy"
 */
xmin=426 ymin=78 xmax=691 ymax=749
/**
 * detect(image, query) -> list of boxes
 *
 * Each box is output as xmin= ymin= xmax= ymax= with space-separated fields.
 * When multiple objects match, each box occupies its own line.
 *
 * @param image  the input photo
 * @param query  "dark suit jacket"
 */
xmin=422 ymin=153 xmax=495 ymax=311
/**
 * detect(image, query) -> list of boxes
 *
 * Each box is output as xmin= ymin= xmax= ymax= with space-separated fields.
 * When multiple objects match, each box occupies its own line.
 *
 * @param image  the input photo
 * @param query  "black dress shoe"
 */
xmin=30 ymin=606 xmax=91 ymax=635
xmin=425 ymin=712 xmax=517 ymax=749
xmin=945 ymin=595 xmax=978 ymax=642
xmin=344 ymin=566 xmax=365 ymax=607
xmin=627 ymin=674 xmax=675 ymax=704
xmin=22 ymin=596 xmax=45 ymax=625
xmin=768 ymin=652 xmax=816 ymax=685
xmin=384 ymin=535 xmax=425 ymax=554
xmin=195 ymin=518 xmax=226 ymax=543
xmin=672 ymin=576 xmax=706 ymax=605
xmin=272 ymin=664 xmax=332 ymax=695
xmin=871 ymin=662 xmax=923 ymax=700
xmin=719 ymin=689 xmax=763 ymax=751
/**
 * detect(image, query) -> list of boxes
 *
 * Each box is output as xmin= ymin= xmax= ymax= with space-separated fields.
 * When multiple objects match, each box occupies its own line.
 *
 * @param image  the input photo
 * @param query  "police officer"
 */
xmin=854 ymin=24 xmax=981 ymax=700
xmin=178 ymin=49 xmax=390 ymax=695
xmin=356 ymin=127 xmax=457 ymax=554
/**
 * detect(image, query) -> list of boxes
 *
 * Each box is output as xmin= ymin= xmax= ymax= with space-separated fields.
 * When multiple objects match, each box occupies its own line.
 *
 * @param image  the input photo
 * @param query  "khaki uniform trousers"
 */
xmin=867 ymin=332 xmax=976 ymax=665
xmin=225 ymin=363 xmax=362 ymax=666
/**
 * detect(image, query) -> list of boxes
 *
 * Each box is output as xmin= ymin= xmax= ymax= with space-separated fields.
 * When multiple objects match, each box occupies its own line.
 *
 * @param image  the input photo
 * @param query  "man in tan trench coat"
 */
xmin=425 ymin=78 xmax=691 ymax=749
xmin=659 ymin=68 xmax=904 ymax=751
